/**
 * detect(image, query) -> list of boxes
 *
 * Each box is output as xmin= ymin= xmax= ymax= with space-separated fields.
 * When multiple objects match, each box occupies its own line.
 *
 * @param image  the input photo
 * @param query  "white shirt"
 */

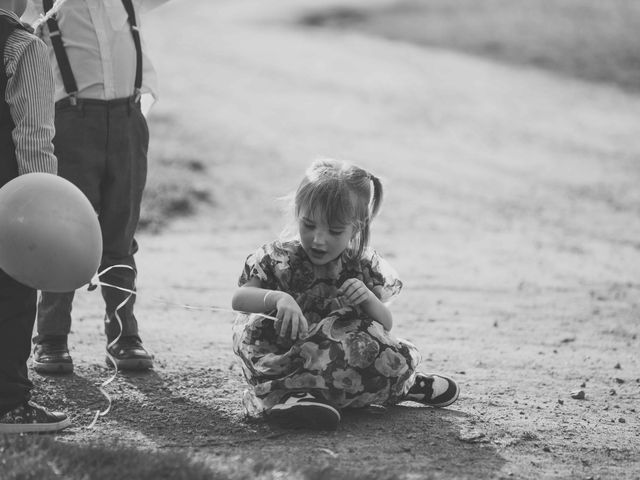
xmin=28 ymin=0 xmax=169 ymax=103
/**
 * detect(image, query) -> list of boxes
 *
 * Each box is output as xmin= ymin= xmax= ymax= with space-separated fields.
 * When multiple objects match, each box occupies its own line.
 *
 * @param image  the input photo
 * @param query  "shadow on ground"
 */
xmin=33 ymin=368 xmax=506 ymax=478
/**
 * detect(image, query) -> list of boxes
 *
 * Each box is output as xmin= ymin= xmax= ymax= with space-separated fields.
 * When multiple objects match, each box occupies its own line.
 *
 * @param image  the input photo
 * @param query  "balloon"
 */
xmin=0 ymin=173 xmax=102 ymax=292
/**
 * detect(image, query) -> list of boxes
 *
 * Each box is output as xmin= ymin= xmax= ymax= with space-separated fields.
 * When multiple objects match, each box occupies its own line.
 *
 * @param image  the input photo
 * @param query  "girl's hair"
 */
xmin=286 ymin=158 xmax=383 ymax=259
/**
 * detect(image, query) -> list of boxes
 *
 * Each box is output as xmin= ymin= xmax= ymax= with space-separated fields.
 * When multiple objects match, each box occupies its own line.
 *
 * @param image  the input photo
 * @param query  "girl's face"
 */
xmin=298 ymin=213 xmax=355 ymax=266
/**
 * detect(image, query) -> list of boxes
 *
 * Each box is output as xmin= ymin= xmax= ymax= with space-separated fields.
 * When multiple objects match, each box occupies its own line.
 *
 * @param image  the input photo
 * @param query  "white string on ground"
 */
xmin=86 ymin=268 xmax=277 ymax=428
xmin=31 ymin=0 xmax=70 ymax=32
xmin=87 ymin=264 xmax=135 ymax=429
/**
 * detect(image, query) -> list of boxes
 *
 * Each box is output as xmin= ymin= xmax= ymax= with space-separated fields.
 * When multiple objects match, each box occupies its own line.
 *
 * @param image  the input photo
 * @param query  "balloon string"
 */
xmin=87 ymin=265 xmax=134 ymax=429
xmin=85 ymin=267 xmax=278 ymax=428
xmin=31 ymin=0 xmax=70 ymax=32
xmin=150 ymin=298 xmax=278 ymax=322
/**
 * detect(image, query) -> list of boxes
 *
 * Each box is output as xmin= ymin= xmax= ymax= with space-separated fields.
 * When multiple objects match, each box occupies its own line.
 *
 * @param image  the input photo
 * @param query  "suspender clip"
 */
xmin=68 ymin=92 xmax=78 ymax=106
xmin=134 ymin=88 xmax=141 ymax=103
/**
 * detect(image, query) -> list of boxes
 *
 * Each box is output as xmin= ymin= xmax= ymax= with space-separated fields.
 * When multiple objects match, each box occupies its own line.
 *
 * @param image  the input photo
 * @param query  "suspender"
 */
xmin=120 ymin=0 xmax=143 ymax=99
xmin=42 ymin=0 xmax=143 ymax=105
xmin=43 ymin=0 xmax=78 ymax=102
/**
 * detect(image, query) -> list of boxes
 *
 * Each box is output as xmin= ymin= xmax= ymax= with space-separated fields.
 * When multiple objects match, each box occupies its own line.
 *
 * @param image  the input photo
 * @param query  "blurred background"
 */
xmin=141 ymin=0 xmax=640 ymax=231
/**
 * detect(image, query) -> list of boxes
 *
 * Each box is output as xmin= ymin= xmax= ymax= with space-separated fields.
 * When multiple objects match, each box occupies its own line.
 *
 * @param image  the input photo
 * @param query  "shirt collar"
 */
xmin=0 ymin=9 xmax=21 ymax=22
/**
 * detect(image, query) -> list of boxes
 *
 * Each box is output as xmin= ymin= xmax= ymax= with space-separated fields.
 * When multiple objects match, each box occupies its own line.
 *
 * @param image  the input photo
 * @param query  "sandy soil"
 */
xmin=32 ymin=1 xmax=639 ymax=478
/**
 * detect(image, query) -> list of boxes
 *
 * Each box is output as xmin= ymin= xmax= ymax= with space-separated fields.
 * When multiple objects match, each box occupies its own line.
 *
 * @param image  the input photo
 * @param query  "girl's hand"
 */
xmin=337 ymin=278 xmax=373 ymax=307
xmin=272 ymin=292 xmax=309 ymax=340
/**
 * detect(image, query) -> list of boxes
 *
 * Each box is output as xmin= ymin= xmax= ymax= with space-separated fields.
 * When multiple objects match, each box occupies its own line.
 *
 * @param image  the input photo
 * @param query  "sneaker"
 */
xmin=268 ymin=392 xmax=340 ymax=431
xmin=405 ymin=373 xmax=460 ymax=408
xmin=0 ymin=401 xmax=71 ymax=434
xmin=105 ymin=336 xmax=154 ymax=371
xmin=33 ymin=337 xmax=73 ymax=374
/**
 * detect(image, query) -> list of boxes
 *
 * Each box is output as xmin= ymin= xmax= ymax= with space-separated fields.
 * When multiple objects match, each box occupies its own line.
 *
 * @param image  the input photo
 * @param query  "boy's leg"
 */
xmin=0 ymin=269 xmax=71 ymax=433
xmin=99 ymin=99 xmax=151 ymax=370
xmin=0 ymin=269 xmax=36 ymax=413
xmin=100 ymin=253 xmax=139 ymax=340
xmin=36 ymin=291 xmax=74 ymax=337
xmin=33 ymin=102 xmax=105 ymax=372
xmin=33 ymin=292 xmax=74 ymax=373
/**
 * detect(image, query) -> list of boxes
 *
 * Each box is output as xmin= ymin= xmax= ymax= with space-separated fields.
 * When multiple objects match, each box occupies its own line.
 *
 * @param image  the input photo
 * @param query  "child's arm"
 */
xmin=232 ymin=277 xmax=309 ymax=340
xmin=6 ymin=32 xmax=57 ymax=175
xmin=338 ymin=279 xmax=393 ymax=331
xmin=232 ymin=277 xmax=271 ymax=313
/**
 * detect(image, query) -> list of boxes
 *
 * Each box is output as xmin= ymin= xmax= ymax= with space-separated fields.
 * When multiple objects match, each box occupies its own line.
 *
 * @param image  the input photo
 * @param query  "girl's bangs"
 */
xmin=298 ymin=184 xmax=355 ymax=227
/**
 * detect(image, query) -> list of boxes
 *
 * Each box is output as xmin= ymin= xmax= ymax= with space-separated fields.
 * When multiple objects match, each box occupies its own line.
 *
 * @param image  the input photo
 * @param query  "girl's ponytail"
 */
xmin=369 ymin=173 xmax=383 ymax=219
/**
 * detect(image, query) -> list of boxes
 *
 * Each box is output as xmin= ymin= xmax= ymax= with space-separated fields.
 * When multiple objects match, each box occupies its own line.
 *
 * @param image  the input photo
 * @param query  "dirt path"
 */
xmin=34 ymin=1 xmax=640 ymax=478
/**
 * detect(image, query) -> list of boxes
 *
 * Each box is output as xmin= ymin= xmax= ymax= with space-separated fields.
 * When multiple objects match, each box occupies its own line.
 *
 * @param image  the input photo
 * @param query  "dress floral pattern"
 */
xmin=232 ymin=240 xmax=421 ymax=416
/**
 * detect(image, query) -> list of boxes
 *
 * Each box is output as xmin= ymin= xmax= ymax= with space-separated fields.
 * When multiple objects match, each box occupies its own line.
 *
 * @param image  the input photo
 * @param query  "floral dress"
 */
xmin=232 ymin=240 xmax=421 ymax=416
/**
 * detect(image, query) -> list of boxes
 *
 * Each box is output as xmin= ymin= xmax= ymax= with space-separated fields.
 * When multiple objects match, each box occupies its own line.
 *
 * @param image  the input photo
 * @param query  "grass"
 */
xmin=300 ymin=0 xmax=640 ymax=93
xmin=0 ymin=435 xmax=403 ymax=480
xmin=0 ymin=436 xmax=215 ymax=480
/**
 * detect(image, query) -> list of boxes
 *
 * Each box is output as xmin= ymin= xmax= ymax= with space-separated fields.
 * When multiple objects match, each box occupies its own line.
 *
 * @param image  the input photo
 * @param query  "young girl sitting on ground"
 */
xmin=231 ymin=158 xmax=459 ymax=430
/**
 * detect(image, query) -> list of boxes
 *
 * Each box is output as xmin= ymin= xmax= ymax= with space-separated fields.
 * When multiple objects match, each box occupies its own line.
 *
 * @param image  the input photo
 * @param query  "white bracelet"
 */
xmin=263 ymin=290 xmax=275 ymax=310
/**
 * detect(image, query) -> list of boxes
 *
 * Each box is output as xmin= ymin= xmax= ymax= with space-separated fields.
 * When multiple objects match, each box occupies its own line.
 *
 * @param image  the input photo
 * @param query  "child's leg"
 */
xmin=256 ymin=309 xmax=422 ymax=410
xmin=0 ymin=269 xmax=36 ymax=413
xmin=99 ymin=100 xmax=147 ymax=341
xmin=233 ymin=313 xmax=340 ymax=429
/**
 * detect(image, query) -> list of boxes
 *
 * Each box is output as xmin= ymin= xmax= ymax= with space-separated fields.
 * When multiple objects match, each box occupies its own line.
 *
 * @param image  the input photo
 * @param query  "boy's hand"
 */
xmin=337 ymin=278 xmax=373 ymax=307
xmin=274 ymin=292 xmax=309 ymax=340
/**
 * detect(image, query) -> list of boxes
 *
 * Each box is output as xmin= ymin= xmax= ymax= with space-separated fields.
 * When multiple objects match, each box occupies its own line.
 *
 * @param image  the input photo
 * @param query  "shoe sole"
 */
xmin=0 ymin=417 xmax=71 ymax=434
xmin=268 ymin=403 xmax=341 ymax=431
xmin=32 ymin=360 xmax=74 ymax=374
xmin=105 ymin=356 xmax=154 ymax=371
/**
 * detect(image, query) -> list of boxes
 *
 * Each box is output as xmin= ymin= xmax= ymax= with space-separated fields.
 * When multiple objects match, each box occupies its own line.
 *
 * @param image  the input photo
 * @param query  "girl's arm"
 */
xmin=232 ymin=277 xmax=309 ymax=339
xmin=360 ymin=292 xmax=393 ymax=331
xmin=338 ymin=278 xmax=393 ymax=331
xmin=338 ymin=280 xmax=393 ymax=331
xmin=231 ymin=277 xmax=274 ymax=313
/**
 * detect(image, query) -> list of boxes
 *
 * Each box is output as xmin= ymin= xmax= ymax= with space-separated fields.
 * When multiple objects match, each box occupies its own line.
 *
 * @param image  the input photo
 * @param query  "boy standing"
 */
xmin=30 ymin=0 xmax=170 ymax=373
xmin=0 ymin=0 xmax=69 ymax=433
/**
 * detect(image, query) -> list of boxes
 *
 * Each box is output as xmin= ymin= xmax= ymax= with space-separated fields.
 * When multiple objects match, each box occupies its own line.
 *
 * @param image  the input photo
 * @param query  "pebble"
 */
xmin=570 ymin=389 xmax=585 ymax=400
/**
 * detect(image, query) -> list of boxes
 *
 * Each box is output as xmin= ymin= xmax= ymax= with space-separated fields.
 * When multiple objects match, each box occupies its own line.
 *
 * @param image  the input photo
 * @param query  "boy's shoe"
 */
xmin=105 ymin=336 xmax=154 ymax=371
xmin=405 ymin=373 xmax=460 ymax=408
xmin=0 ymin=401 xmax=71 ymax=434
xmin=268 ymin=392 xmax=341 ymax=431
xmin=33 ymin=337 xmax=74 ymax=374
